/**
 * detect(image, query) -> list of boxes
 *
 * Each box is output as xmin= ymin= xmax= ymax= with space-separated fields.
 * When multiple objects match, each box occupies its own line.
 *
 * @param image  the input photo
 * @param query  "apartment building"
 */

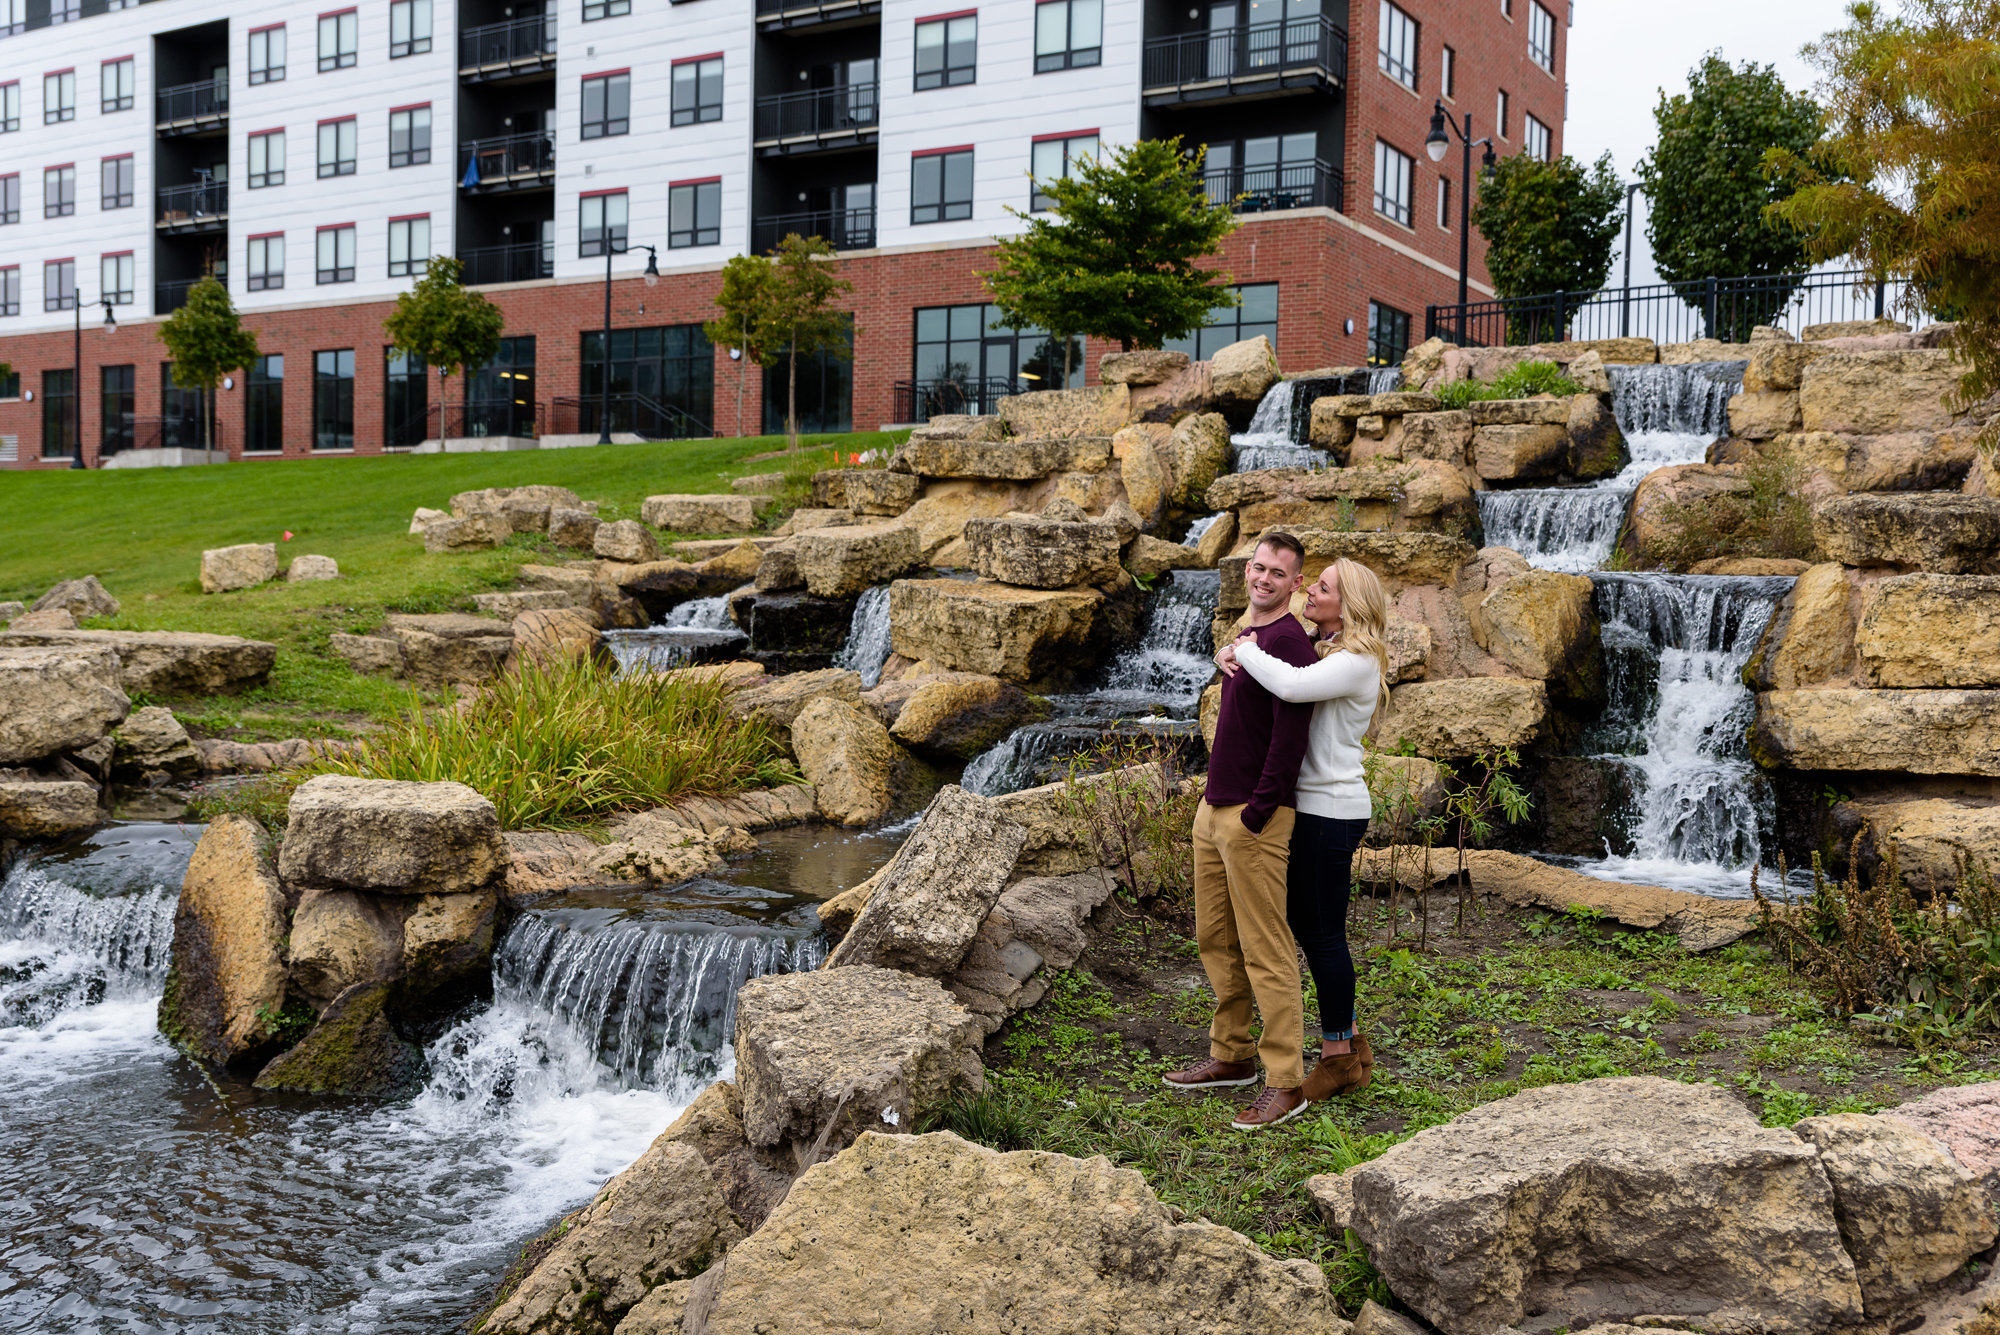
xmin=0 ymin=0 xmax=1568 ymax=466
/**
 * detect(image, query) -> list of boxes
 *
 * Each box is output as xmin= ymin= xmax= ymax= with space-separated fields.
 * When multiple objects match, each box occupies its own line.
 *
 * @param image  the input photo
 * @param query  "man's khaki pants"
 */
xmin=1192 ymin=799 xmax=1304 ymax=1089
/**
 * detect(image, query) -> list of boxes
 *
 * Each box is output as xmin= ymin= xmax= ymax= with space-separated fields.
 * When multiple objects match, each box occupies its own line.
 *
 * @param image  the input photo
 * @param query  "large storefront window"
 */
xmin=162 ymin=362 xmax=209 ymax=452
xmin=464 ymin=337 xmax=537 ymax=438
xmin=385 ymin=348 xmax=429 ymax=447
xmin=580 ymin=325 xmax=713 ymax=438
xmin=41 ymin=369 xmax=75 ymax=459
xmin=246 ymin=355 xmax=284 ymax=453
xmin=762 ymin=316 xmax=852 ymax=436
xmin=1164 ymin=282 xmax=1278 ymax=360
xmin=906 ymin=302 xmax=1079 ymax=420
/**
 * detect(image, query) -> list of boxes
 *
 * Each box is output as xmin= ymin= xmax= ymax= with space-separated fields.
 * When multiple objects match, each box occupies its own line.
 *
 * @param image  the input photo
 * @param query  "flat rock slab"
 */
xmin=964 ymin=515 xmax=1122 ymax=589
xmin=280 ymin=776 xmax=508 ymax=895
xmin=0 ymin=644 xmax=128 ymax=764
xmin=1813 ymin=494 xmax=2000 ymax=574
xmin=1754 ymin=689 xmax=2000 ymax=776
xmin=888 ymin=579 xmax=1109 ymax=683
xmin=1886 ymin=1081 xmax=2000 ymax=1197
xmin=0 ymin=779 xmax=100 ymax=838
xmin=896 ymin=436 xmax=1112 ymax=480
xmin=792 ymin=522 xmax=921 ymax=599
xmin=1382 ymin=677 xmax=1549 ymax=757
xmin=0 ymin=629 xmax=276 ymax=696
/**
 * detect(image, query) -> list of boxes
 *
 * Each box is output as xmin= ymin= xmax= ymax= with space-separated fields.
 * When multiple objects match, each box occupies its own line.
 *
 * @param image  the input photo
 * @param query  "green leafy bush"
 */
xmin=1638 ymin=444 xmax=1816 ymax=571
xmin=1430 ymin=360 xmax=1583 ymax=411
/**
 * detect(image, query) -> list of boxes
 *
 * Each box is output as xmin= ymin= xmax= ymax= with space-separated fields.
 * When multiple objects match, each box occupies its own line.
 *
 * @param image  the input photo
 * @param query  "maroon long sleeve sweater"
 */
xmin=1203 ymin=614 xmax=1318 ymax=833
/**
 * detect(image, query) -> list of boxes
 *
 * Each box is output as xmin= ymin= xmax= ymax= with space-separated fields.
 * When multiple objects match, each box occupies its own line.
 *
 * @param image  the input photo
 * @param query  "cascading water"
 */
xmin=1366 ymin=367 xmax=1403 ymax=393
xmin=832 ymin=585 xmax=894 ymax=688
xmin=1476 ymin=360 xmax=1747 ymax=572
xmin=604 ymin=595 xmax=748 ymax=672
xmin=1228 ymin=380 xmax=1325 ymax=473
xmin=1182 ymin=513 xmax=1222 ymax=546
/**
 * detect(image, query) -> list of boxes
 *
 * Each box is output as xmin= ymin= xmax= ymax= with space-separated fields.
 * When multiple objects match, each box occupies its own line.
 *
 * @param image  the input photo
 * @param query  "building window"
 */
xmin=1440 ymin=44 xmax=1455 ymax=98
xmin=581 ymin=73 xmax=629 ymax=139
xmin=1 ymin=83 xmax=18 ymax=132
xmin=313 ymin=349 xmax=355 ymax=450
xmin=389 ymin=106 xmax=431 ymax=167
xmin=249 ymin=25 xmax=286 ymax=84
xmin=1497 ymin=89 xmax=1510 ymax=138
xmin=317 ymin=224 xmax=356 ymax=283
xmin=388 ymin=216 xmax=430 ymax=276
xmin=318 ymin=118 xmax=357 ymax=177
xmin=101 ymin=253 xmax=134 ymax=304
xmin=45 ymin=259 xmax=76 ymax=311
xmin=911 ymin=148 xmax=973 ymax=224
xmin=1368 ymin=300 xmax=1411 ymax=367
xmin=583 ymin=327 xmax=713 ymax=436
xmin=1524 ymin=114 xmax=1551 ymax=162
xmin=668 ymin=180 xmax=720 ymax=249
xmin=1373 ymin=140 xmax=1412 ymax=227
xmin=319 ymin=10 xmax=358 ymax=72
xmin=161 ymin=362 xmax=208 ymax=451
xmin=1035 ymin=0 xmax=1100 ymax=72
xmin=101 ymin=58 xmax=134 ymax=113
xmin=914 ymin=14 xmax=977 ymax=91
xmin=101 ymin=364 xmax=135 ymax=456
xmin=1377 ymin=1 xmax=1417 ymax=89
xmin=671 ymin=56 xmax=722 ymax=127
xmin=45 ymin=166 xmax=75 ymax=218
xmin=0 ymin=175 xmax=17 ymax=225
xmin=580 ymin=191 xmax=627 ymax=257
xmin=249 ymin=130 xmax=285 ymax=187
xmin=45 ymin=70 xmax=75 ymax=124
xmin=0 ymin=267 xmax=18 ymax=317
xmin=390 ymin=0 xmax=431 ymax=57
xmin=101 ymin=155 xmax=134 ymax=209
xmin=385 ymin=349 xmax=428 ymax=447
xmin=1029 ymin=133 xmax=1096 ymax=212
xmin=1436 ymin=176 xmax=1451 ymax=229
xmin=1162 ymin=282 xmax=1278 ymax=361
xmin=246 ymin=354 xmax=283 ymax=452
xmin=248 ymin=234 xmax=284 ymax=290
xmin=582 ymin=0 xmax=629 ymax=21
xmin=42 ymin=369 xmax=75 ymax=459
xmin=1501 ymin=0 xmax=1513 ymax=16
xmin=1529 ymin=1 xmax=1555 ymax=71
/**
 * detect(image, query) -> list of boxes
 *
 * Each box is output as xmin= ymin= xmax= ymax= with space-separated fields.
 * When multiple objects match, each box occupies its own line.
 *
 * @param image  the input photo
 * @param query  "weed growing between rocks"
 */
xmin=1637 ymin=443 xmax=1817 ymax=570
xmin=1432 ymin=360 xmax=1585 ymax=409
xmin=1055 ymin=738 xmax=1203 ymax=913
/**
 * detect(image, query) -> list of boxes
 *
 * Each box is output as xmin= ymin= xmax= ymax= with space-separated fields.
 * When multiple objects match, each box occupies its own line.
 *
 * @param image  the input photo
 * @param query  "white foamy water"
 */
xmin=832 ymin=585 xmax=894 ymax=688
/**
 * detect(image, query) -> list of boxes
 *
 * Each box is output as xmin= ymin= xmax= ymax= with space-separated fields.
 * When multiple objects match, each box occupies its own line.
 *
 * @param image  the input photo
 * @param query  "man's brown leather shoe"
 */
xmin=1301 ymin=1035 xmax=1375 ymax=1102
xmin=1162 ymin=1057 xmax=1260 ymax=1090
xmin=1231 ymin=1084 xmax=1308 ymax=1131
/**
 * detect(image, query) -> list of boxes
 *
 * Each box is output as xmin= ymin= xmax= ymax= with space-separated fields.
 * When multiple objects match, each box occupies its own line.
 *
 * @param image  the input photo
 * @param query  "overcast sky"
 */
xmin=1563 ymin=0 xmax=1855 ymax=288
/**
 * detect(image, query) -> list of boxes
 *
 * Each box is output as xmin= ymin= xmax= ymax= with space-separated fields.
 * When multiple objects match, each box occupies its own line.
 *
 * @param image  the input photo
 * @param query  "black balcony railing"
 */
xmin=457 ymin=241 xmax=554 ymax=285
xmin=1143 ymin=16 xmax=1347 ymax=98
xmin=890 ymin=377 xmax=1014 ymax=425
xmin=155 ymin=77 xmax=228 ymax=129
xmin=458 ymin=13 xmax=557 ymax=75
xmin=155 ymin=279 xmax=201 ymax=315
xmin=549 ymin=393 xmax=711 ymax=440
xmin=753 ymin=82 xmax=880 ymax=144
xmin=459 ymin=132 xmax=555 ymax=189
xmin=126 ymin=416 xmax=225 ymax=454
xmin=441 ymin=398 xmax=543 ymax=439
xmin=1203 ymin=159 xmax=1343 ymax=214
xmin=754 ymin=0 xmax=882 ymax=25
xmin=752 ymin=206 xmax=875 ymax=254
xmin=157 ymin=182 xmax=228 ymax=231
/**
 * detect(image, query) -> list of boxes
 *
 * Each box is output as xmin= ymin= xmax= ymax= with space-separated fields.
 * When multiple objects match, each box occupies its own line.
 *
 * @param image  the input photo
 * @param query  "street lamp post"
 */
xmin=1425 ymin=101 xmax=1495 ymax=347
xmin=71 ymin=288 xmax=117 ymax=470
xmin=1620 ymin=183 xmax=1644 ymax=337
xmin=597 ymin=240 xmax=661 ymax=445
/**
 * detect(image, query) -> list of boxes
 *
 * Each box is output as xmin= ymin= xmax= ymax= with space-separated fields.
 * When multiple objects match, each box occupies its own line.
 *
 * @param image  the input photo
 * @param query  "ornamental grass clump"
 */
xmin=1432 ymin=360 xmax=1583 ymax=409
xmin=299 ymin=655 xmax=797 ymax=829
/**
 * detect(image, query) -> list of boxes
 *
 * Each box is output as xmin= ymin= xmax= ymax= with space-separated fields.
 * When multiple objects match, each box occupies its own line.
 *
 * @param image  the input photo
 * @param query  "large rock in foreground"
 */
xmin=792 ymin=521 xmax=921 ymax=599
xmin=790 ymin=696 xmax=895 ymax=827
xmin=278 ymin=776 xmax=509 ymax=894
xmin=1382 ymin=678 xmax=1548 ymax=757
xmin=670 ymin=1130 xmax=1350 ymax=1335
xmin=1812 ymin=494 xmax=2000 ymax=574
xmin=1753 ymin=689 xmax=2000 ymax=775
xmin=1335 ymin=1077 xmax=1863 ymax=1335
xmin=0 ymin=644 xmax=129 ymax=764
xmin=157 ymin=814 xmax=289 ymax=1066
xmin=888 ymin=579 xmax=1119 ymax=683
xmin=0 ymin=628 xmax=277 ymax=695
xmin=201 ymin=543 xmax=278 ymax=593
xmin=963 ymin=514 xmax=1122 ymax=588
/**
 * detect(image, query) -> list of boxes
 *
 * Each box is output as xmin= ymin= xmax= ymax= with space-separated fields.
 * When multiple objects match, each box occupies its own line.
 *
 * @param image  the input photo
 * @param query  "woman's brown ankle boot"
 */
xmin=1301 ymin=1035 xmax=1375 ymax=1101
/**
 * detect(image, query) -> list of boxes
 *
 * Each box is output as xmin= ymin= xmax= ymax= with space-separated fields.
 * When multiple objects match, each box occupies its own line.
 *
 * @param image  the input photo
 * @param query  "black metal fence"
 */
xmin=457 ymin=242 xmax=553 ymax=285
xmin=459 ymin=13 xmax=557 ymax=71
xmin=751 ymin=207 xmax=876 ymax=254
xmin=1142 ymin=16 xmax=1347 ymax=90
xmin=1427 ymin=269 xmax=1940 ymax=349
xmin=1202 ymin=159 xmax=1342 ymax=213
xmin=441 ymin=399 xmax=543 ymax=440
xmin=549 ymin=393 xmax=711 ymax=440
xmin=157 ymin=182 xmax=227 ymax=230
xmin=155 ymin=77 xmax=227 ymax=128
xmin=459 ymin=133 xmax=555 ymax=188
xmin=889 ymin=377 xmax=1015 ymax=425
xmin=754 ymin=82 xmax=879 ymax=141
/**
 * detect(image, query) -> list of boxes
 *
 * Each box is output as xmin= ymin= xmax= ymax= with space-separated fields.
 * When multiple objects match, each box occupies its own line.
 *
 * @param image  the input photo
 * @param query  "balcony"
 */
xmin=754 ymin=0 xmax=881 ymax=32
xmin=753 ymin=83 xmax=879 ymax=156
xmin=155 ymin=278 xmax=203 ymax=314
xmin=1203 ymin=159 xmax=1344 ymax=214
xmin=1142 ymin=16 xmax=1347 ymax=107
xmin=157 ymin=182 xmax=227 ymax=234
xmin=459 ymin=133 xmax=554 ymax=192
xmin=458 ymin=14 xmax=557 ymax=83
xmin=458 ymin=241 xmax=553 ymax=286
xmin=751 ymin=206 xmax=875 ymax=255
xmin=155 ymin=77 xmax=228 ymax=135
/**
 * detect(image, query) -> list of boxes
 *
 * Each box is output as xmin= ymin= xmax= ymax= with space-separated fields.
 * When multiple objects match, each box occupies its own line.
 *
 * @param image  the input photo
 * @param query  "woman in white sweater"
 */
xmin=1216 ymin=556 xmax=1392 ymax=1102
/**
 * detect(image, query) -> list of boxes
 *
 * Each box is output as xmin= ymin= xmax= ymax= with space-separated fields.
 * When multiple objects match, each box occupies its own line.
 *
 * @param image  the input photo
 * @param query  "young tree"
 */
xmin=156 ymin=273 xmax=260 ymax=459
xmin=1766 ymin=0 xmax=2000 ymax=446
xmin=702 ymin=254 xmax=778 ymax=438
xmin=984 ymin=138 xmax=1240 ymax=352
xmin=382 ymin=256 xmax=506 ymax=436
xmin=1470 ymin=150 xmax=1627 ymax=341
xmin=1637 ymin=53 xmax=1827 ymax=336
xmin=762 ymin=234 xmax=854 ymax=453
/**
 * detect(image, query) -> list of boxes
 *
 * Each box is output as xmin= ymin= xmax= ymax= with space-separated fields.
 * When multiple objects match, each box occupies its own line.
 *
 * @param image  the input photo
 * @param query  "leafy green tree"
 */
xmin=985 ymin=138 xmax=1240 ymax=352
xmin=1766 ymin=0 xmax=2000 ymax=445
xmin=759 ymin=234 xmax=854 ymax=452
xmin=156 ymin=273 xmax=259 ymax=457
xmin=1470 ymin=150 xmax=1626 ymax=341
xmin=702 ymin=254 xmax=779 ymax=438
xmin=1637 ymin=53 xmax=1827 ymax=337
xmin=383 ymin=256 xmax=506 ymax=434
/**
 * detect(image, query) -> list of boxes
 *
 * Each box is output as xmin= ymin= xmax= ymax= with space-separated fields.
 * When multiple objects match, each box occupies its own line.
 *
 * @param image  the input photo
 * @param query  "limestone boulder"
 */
xmin=885 ymin=672 xmax=1046 ymax=758
xmin=1211 ymin=335 xmax=1281 ymax=415
xmin=1800 ymin=349 xmax=1963 ymax=434
xmin=1474 ymin=423 xmax=1569 ymax=482
xmin=510 ymin=607 xmax=604 ymax=670
xmin=844 ymin=469 xmax=921 ymax=516
xmin=1628 ymin=464 xmax=1753 ymax=557
xmin=1850 ymin=800 xmax=2000 ymax=899
xmin=1401 ymin=410 xmax=1473 ymax=466
xmin=1401 ymin=336 xmax=1450 ymax=389
xmin=1691 ymin=557 xmax=1813 ymax=575
xmin=1744 ymin=341 xmax=1833 ymax=393
xmin=451 ymin=484 xmax=583 ymax=531
xmin=1753 ymin=689 xmax=2000 ymax=775
xmin=1195 ymin=511 xmax=1238 ymax=567
xmin=683 ymin=1131 xmax=1350 ymax=1335
xmin=1886 ymin=1082 xmax=2000 ymax=1198
xmin=1856 ymin=573 xmax=2000 ymax=687
xmin=594 ymin=518 xmax=660 ymax=564
xmin=641 ymin=494 xmax=758 ymax=533
xmin=286 ymin=554 xmax=339 ymax=582
xmin=423 ymin=514 xmax=511 ymax=553
xmin=32 ymin=575 xmax=119 ymax=621
xmin=1806 ymin=318 xmax=1911 ymax=340
xmin=1096 ymin=498 xmax=1144 ymax=545
xmin=726 ymin=668 xmax=863 ymax=754
xmin=1472 ymin=570 xmax=1600 ymax=700
xmin=1129 ymin=357 xmax=1220 ymax=423
xmin=1730 ymin=391 xmax=1804 ymax=439
xmin=156 ymin=814 xmax=288 ymax=1065
xmin=1383 ymin=678 xmax=1547 ymax=757
xmin=1566 ymin=350 xmax=1613 ymax=394
xmin=732 ymin=966 xmax=984 ymax=1152
xmin=1749 ymin=563 xmax=1856 ymax=691
xmin=1128 ymin=534 xmax=1201 ymax=579
xmin=380 ymin=614 xmax=514 ymax=687
xmin=1814 ymin=494 xmax=2000 ymax=573
xmin=0 ymin=780 xmax=100 ymax=838
xmin=903 ymin=413 xmax=1003 ymax=443
xmin=888 ymin=579 xmax=1117 ymax=682
xmin=547 ymin=507 xmax=600 ymax=549
xmin=1344 ymin=1077 xmax=1863 ymax=1335
xmin=111 ymin=705 xmax=198 ymax=777
xmin=793 ymin=522 xmax=921 ymax=599
xmin=792 ymin=696 xmax=895 ymax=827
xmin=252 ymin=983 xmax=425 ymax=1097
xmin=8 ymin=608 xmax=74 ymax=630
xmin=964 ymin=515 xmax=1122 ymax=589
xmin=897 ymin=435 xmax=1112 ymax=481
xmin=827 ymin=785 xmax=1028 ymax=974
xmin=752 ymin=541 xmax=802 ymax=592
xmin=0 ymin=644 xmax=129 ymax=764
xmin=1793 ymin=1112 xmax=1998 ymax=1316
xmin=1170 ymin=412 xmax=1233 ymax=508
xmin=1100 ymin=349 xmax=1190 ymax=386
xmin=285 ymin=888 xmax=407 ymax=1006
xmin=996 ymin=384 xmax=1131 ymax=438
xmin=279 ymin=776 xmax=508 ymax=894
xmin=0 ymin=629 xmax=276 ymax=696
xmin=1468 ymin=398 xmax=1569 ymax=427
xmin=409 ymin=507 xmax=449 ymax=534
xmin=1115 ymin=423 xmax=1173 ymax=526
xmin=201 ymin=543 xmax=279 ymax=592
xmin=1567 ymin=394 xmax=1628 ymax=479
xmin=1527 ymin=337 xmax=1660 ymax=365
xmin=945 ymin=872 xmax=1116 ymax=1031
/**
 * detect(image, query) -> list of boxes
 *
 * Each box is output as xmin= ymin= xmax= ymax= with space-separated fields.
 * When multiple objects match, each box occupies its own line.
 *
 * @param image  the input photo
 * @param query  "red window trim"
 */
xmin=912 ymin=144 xmax=973 ymax=158
xmin=316 ymin=222 xmax=355 ymax=231
xmin=249 ymin=126 xmax=286 ymax=137
xmin=670 ymin=52 xmax=722 ymax=66
xmin=100 ymin=151 xmax=134 ymax=160
xmin=1031 ymin=127 xmax=1098 ymax=143
xmin=387 ymin=212 xmax=430 ymax=222
xmin=247 ymin=230 xmax=285 ymax=240
xmin=45 ymin=162 xmax=75 ymax=171
xmin=248 ymin=20 xmax=285 ymax=32
xmin=915 ymin=8 xmax=976 ymax=23
xmin=318 ymin=114 xmax=357 ymax=125
xmin=47 ymin=257 xmax=75 ymax=264
xmin=100 ymin=249 xmax=133 ymax=258
xmin=579 ymin=187 xmax=627 ymax=199
xmin=45 ymin=67 xmax=75 ymax=77
xmin=101 ymin=55 xmax=133 ymax=65
xmin=0 ymin=264 xmax=17 ymax=270
xmin=583 ymin=68 xmax=630 ymax=81
xmin=388 ymin=101 xmax=430 ymax=113
xmin=670 ymin=175 xmax=721 ymax=187
xmin=319 ymin=7 xmax=357 ymax=17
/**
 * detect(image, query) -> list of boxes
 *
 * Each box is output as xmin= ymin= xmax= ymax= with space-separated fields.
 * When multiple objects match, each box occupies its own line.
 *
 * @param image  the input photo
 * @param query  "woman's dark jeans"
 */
xmin=1288 ymin=812 xmax=1371 ymax=1040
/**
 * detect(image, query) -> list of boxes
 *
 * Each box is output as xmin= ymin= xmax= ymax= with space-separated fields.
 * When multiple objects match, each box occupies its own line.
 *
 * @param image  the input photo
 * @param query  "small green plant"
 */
xmin=1055 ymin=734 xmax=1202 ymax=912
xmin=1422 ymin=747 xmax=1534 ymax=934
xmin=253 ymin=996 xmax=317 ymax=1046
xmin=1638 ymin=442 xmax=1816 ymax=571
xmin=1429 ymin=361 xmax=1584 ymax=410
xmin=1362 ymin=745 xmax=1444 ymax=945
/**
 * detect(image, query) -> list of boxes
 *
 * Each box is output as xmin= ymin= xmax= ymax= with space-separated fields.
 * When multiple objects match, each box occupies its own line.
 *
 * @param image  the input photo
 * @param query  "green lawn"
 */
xmin=0 ymin=431 xmax=904 ymax=737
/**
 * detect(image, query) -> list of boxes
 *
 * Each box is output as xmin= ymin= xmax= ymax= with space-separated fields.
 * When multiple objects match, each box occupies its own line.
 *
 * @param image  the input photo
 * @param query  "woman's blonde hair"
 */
xmin=1314 ymin=557 xmax=1392 ymax=730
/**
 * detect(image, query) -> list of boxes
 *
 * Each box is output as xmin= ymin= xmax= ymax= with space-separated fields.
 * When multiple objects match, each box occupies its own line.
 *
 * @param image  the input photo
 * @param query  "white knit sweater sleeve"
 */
xmin=1232 ymin=640 xmax=1376 ymax=704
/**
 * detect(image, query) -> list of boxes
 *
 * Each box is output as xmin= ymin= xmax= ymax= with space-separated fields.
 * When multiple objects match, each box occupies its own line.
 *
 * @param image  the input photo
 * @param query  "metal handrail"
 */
xmin=1143 ymin=15 xmax=1348 ymax=90
xmin=1202 ymin=159 xmax=1343 ymax=213
xmin=386 ymin=403 xmax=439 ymax=449
xmin=459 ymin=132 xmax=555 ymax=185
xmin=157 ymin=182 xmax=228 ymax=227
xmin=891 ymin=377 xmax=1014 ymax=424
xmin=155 ymin=77 xmax=228 ymax=125
xmin=753 ymin=82 xmax=880 ymax=141
xmin=442 ymin=398 xmax=544 ymax=439
xmin=550 ymin=393 xmax=712 ymax=440
xmin=456 ymin=242 xmax=554 ymax=285
xmin=155 ymin=279 xmax=201 ymax=314
xmin=458 ymin=13 xmax=557 ymax=70
xmin=751 ymin=206 xmax=875 ymax=254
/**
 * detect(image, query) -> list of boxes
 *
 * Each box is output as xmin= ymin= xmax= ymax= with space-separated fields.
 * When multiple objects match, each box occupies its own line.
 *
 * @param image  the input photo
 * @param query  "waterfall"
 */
xmin=1366 ymin=367 xmax=1403 ymax=393
xmin=1477 ymin=490 xmax=1633 ymax=575
xmin=1610 ymin=360 xmax=1744 ymax=438
xmin=605 ymin=595 xmax=747 ymax=673
xmin=1575 ymin=573 xmax=1793 ymax=897
xmin=1228 ymin=380 xmax=1324 ymax=472
xmin=666 ymin=595 xmax=732 ymax=630
xmin=831 ymin=585 xmax=893 ymax=688
xmin=1182 ymin=513 xmax=1222 ymax=546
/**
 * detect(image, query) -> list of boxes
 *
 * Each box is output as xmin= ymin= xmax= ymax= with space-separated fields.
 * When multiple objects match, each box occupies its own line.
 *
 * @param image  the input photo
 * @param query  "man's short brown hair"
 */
xmin=1254 ymin=530 xmax=1306 ymax=573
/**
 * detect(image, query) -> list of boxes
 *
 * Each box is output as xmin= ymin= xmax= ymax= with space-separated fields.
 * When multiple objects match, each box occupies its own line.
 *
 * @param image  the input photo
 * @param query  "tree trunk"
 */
xmin=787 ymin=329 xmax=799 ymax=454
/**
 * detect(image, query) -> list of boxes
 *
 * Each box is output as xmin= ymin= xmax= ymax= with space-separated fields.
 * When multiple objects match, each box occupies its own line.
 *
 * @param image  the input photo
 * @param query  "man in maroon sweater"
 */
xmin=1165 ymin=531 xmax=1319 ymax=1131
